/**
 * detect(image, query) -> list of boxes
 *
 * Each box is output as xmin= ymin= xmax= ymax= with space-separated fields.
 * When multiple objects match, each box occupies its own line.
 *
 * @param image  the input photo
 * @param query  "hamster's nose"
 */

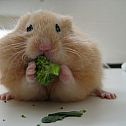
xmin=39 ymin=43 xmax=52 ymax=52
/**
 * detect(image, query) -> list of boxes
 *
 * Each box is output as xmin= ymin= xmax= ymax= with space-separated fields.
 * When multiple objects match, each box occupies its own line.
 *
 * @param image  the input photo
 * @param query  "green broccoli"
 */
xmin=35 ymin=56 xmax=60 ymax=86
xmin=41 ymin=110 xmax=86 ymax=123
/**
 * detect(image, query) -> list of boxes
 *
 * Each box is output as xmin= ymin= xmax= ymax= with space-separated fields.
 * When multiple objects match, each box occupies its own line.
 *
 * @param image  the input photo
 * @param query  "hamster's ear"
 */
xmin=15 ymin=13 xmax=31 ymax=31
xmin=61 ymin=16 xmax=73 ymax=34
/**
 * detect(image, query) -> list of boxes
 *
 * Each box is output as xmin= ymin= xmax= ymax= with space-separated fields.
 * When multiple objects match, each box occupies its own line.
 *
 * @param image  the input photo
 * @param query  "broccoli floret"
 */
xmin=35 ymin=56 xmax=60 ymax=86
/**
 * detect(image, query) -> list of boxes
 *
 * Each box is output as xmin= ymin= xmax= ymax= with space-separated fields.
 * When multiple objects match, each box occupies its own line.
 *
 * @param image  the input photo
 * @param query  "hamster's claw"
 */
xmin=26 ymin=61 xmax=36 ymax=83
xmin=95 ymin=89 xmax=117 ymax=99
xmin=0 ymin=92 xmax=14 ymax=101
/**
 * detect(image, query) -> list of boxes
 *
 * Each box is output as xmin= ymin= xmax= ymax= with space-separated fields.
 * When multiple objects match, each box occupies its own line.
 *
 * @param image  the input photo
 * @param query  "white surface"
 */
xmin=122 ymin=63 xmax=126 ymax=72
xmin=0 ymin=0 xmax=126 ymax=63
xmin=0 ymin=69 xmax=126 ymax=126
xmin=0 ymin=30 xmax=11 ymax=38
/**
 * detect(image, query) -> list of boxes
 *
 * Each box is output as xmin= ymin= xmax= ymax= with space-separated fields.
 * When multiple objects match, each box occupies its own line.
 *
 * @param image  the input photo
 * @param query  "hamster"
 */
xmin=0 ymin=10 xmax=116 ymax=102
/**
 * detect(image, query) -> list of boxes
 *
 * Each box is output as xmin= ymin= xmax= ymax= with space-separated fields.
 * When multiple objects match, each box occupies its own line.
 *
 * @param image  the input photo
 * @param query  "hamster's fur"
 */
xmin=0 ymin=10 xmax=106 ymax=102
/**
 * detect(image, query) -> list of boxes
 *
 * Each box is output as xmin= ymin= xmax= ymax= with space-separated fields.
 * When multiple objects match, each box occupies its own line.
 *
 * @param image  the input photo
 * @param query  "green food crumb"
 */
xmin=60 ymin=107 xmax=64 ymax=109
xmin=36 ymin=124 xmax=41 ymax=126
xmin=32 ymin=104 xmax=36 ymax=106
xmin=35 ymin=55 xmax=60 ymax=86
xmin=4 ymin=100 xmax=7 ymax=103
xmin=2 ymin=119 xmax=6 ymax=122
xmin=42 ymin=115 xmax=65 ymax=123
xmin=21 ymin=114 xmax=26 ymax=118
xmin=41 ymin=110 xmax=86 ymax=123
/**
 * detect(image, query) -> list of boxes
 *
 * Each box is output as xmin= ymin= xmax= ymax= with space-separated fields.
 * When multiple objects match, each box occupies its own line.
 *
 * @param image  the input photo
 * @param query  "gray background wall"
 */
xmin=0 ymin=0 xmax=126 ymax=63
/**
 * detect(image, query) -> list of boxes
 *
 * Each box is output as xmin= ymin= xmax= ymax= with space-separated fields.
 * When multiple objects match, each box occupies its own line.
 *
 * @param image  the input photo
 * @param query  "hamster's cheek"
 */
xmin=25 ymin=42 xmax=40 ymax=59
xmin=25 ymin=49 xmax=39 ymax=59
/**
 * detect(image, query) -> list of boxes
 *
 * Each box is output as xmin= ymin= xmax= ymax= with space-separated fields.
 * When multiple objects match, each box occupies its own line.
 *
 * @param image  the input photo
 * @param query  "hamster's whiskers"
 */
xmin=8 ymin=49 xmax=25 ymax=63
xmin=0 ymin=42 xmax=26 ymax=47
xmin=4 ymin=49 xmax=25 ymax=81
xmin=63 ymin=46 xmax=81 ymax=58
xmin=0 ymin=43 xmax=26 ymax=52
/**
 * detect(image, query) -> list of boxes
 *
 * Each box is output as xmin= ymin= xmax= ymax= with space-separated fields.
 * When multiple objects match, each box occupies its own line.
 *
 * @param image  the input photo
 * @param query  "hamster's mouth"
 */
xmin=28 ymin=54 xmax=44 ymax=62
xmin=27 ymin=50 xmax=56 ymax=65
xmin=28 ymin=53 xmax=51 ymax=63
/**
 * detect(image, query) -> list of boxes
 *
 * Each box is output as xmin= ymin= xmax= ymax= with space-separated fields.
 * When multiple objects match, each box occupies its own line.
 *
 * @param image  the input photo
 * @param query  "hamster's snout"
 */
xmin=39 ymin=42 xmax=53 ymax=58
xmin=39 ymin=42 xmax=52 ymax=53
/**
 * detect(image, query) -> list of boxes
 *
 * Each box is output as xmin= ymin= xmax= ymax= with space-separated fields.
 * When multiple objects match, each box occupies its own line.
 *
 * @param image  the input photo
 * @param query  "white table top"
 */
xmin=0 ymin=69 xmax=126 ymax=126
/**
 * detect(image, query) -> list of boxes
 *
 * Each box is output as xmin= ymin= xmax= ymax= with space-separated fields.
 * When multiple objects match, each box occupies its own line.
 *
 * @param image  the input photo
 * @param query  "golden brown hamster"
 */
xmin=0 ymin=10 xmax=116 ymax=102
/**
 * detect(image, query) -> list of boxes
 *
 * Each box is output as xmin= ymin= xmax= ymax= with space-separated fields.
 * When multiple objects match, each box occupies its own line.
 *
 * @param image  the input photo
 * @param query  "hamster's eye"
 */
xmin=27 ymin=24 xmax=33 ymax=32
xmin=55 ymin=24 xmax=61 ymax=32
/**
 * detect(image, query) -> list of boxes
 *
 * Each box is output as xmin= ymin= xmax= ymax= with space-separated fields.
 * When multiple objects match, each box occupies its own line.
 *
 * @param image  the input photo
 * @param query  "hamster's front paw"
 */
xmin=26 ymin=61 xmax=36 ymax=83
xmin=59 ymin=65 xmax=75 ymax=84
